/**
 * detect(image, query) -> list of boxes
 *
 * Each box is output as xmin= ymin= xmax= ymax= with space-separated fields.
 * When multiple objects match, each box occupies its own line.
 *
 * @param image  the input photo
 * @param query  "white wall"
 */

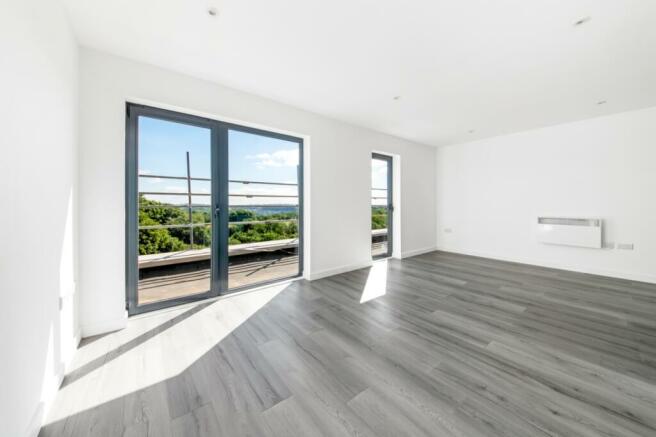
xmin=436 ymin=106 xmax=656 ymax=283
xmin=0 ymin=0 xmax=79 ymax=436
xmin=78 ymin=49 xmax=437 ymax=336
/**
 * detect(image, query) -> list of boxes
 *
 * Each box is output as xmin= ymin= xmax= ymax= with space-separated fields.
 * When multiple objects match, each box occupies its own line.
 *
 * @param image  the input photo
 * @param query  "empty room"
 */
xmin=2 ymin=0 xmax=656 ymax=436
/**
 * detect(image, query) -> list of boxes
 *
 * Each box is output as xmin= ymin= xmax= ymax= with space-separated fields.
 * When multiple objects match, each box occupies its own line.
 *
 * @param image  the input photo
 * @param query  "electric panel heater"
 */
xmin=536 ymin=217 xmax=602 ymax=249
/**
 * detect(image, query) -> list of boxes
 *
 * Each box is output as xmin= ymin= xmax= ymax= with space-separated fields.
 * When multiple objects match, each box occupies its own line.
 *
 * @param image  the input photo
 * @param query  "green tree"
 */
xmin=371 ymin=207 xmax=387 ymax=230
xmin=138 ymin=210 xmax=186 ymax=255
xmin=138 ymin=198 xmax=310 ymax=253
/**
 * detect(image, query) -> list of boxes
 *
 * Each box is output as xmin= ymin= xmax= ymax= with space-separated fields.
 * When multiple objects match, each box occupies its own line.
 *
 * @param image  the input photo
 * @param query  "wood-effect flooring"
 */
xmin=41 ymin=251 xmax=656 ymax=436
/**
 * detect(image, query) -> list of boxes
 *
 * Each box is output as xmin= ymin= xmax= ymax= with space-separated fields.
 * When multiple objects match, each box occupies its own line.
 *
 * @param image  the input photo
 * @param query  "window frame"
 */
xmin=125 ymin=103 xmax=304 ymax=315
xmin=371 ymin=152 xmax=393 ymax=259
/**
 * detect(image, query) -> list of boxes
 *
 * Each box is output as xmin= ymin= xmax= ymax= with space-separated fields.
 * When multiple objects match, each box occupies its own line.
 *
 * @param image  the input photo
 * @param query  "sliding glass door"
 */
xmin=371 ymin=153 xmax=393 ymax=258
xmin=126 ymin=104 xmax=303 ymax=315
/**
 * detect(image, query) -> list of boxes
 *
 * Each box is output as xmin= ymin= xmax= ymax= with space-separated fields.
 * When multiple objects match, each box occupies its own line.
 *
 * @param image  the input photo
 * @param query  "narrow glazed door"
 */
xmin=371 ymin=153 xmax=393 ymax=258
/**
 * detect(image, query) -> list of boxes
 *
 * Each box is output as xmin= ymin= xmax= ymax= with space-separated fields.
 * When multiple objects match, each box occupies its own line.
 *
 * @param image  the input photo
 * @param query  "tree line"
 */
xmin=138 ymin=196 xmax=299 ymax=255
xmin=139 ymin=196 xmax=387 ymax=255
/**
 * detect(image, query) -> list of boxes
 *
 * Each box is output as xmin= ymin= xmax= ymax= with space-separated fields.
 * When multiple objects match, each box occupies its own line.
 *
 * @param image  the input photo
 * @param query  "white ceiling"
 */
xmin=62 ymin=0 xmax=656 ymax=146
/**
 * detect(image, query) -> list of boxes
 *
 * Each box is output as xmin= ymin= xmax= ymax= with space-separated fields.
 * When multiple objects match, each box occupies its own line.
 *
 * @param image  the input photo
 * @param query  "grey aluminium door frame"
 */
xmin=125 ymin=103 xmax=304 ymax=315
xmin=372 ymin=152 xmax=393 ymax=259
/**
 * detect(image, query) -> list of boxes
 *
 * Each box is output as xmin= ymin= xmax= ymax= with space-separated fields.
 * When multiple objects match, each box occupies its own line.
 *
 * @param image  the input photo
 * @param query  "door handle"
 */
xmin=214 ymin=206 xmax=220 ymax=217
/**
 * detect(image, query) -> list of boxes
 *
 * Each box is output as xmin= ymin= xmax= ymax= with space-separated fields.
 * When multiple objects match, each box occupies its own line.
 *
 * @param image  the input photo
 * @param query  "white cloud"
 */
xmin=246 ymin=149 xmax=298 ymax=169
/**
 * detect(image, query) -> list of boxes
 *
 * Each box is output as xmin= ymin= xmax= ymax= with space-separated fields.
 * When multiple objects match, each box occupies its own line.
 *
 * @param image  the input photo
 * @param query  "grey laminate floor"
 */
xmin=41 ymin=251 xmax=656 ymax=436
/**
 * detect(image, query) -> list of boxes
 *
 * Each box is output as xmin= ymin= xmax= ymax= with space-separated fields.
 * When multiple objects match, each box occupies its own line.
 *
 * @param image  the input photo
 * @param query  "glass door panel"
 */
xmin=134 ymin=114 xmax=214 ymax=307
xmin=227 ymin=129 xmax=301 ymax=289
xmin=127 ymin=104 xmax=303 ymax=315
xmin=372 ymin=154 xmax=393 ymax=258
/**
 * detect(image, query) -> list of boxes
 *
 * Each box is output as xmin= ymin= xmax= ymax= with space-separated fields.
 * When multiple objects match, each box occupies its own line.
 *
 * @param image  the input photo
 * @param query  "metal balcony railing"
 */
xmin=138 ymin=153 xmax=389 ymax=254
xmin=138 ymin=152 xmax=299 ymax=250
xmin=371 ymin=186 xmax=388 ymax=201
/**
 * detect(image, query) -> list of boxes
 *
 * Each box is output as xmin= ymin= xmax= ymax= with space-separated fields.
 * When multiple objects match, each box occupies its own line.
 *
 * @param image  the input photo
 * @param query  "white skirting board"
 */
xmin=401 ymin=246 xmax=438 ymax=259
xmin=308 ymin=260 xmax=373 ymax=281
xmin=435 ymin=246 xmax=656 ymax=284
xmin=308 ymin=247 xmax=439 ymax=280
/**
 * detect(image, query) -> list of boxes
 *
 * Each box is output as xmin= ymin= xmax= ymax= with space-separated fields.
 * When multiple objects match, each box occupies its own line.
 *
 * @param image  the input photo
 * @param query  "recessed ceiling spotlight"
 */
xmin=573 ymin=16 xmax=591 ymax=26
xmin=596 ymin=100 xmax=607 ymax=105
xmin=393 ymin=96 xmax=401 ymax=101
xmin=207 ymin=7 xmax=219 ymax=17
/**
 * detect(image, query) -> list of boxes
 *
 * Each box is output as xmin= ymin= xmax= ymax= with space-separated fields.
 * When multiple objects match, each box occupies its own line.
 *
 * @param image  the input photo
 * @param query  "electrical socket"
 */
xmin=617 ymin=243 xmax=634 ymax=250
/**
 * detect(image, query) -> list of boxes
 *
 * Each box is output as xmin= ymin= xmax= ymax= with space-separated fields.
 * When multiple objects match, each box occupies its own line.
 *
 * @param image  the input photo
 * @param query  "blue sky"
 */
xmin=138 ymin=116 xmax=299 ymax=206
xmin=371 ymin=158 xmax=388 ymax=206
xmin=137 ymin=116 xmax=388 ymax=208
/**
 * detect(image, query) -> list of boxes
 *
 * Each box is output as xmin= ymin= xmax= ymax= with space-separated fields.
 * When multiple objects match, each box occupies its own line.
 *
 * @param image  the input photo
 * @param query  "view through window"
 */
xmin=129 ymin=106 xmax=303 ymax=313
xmin=228 ymin=129 xmax=301 ymax=289
xmin=137 ymin=116 xmax=213 ymax=305
xmin=371 ymin=154 xmax=392 ymax=258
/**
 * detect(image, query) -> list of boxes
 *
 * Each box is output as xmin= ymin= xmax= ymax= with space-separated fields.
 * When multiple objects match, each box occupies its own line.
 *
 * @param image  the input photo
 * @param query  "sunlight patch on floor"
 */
xmin=44 ymin=282 xmax=290 ymax=424
xmin=360 ymin=260 xmax=388 ymax=303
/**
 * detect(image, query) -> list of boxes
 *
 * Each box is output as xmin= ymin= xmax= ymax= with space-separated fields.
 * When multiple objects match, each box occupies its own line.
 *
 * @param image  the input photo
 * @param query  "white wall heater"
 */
xmin=536 ymin=217 xmax=602 ymax=249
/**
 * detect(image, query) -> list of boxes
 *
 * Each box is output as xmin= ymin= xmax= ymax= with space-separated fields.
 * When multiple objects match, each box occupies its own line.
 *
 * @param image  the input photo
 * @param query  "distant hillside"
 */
xmin=234 ymin=206 xmax=297 ymax=216
xmin=138 ymin=196 xmax=387 ymax=255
